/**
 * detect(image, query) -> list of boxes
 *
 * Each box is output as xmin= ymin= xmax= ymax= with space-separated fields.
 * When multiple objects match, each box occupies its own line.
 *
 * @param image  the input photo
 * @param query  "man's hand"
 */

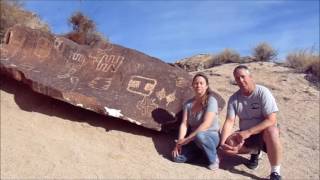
xmin=220 ymin=132 xmax=246 ymax=154
xmin=237 ymin=130 xmax=251 ymax=142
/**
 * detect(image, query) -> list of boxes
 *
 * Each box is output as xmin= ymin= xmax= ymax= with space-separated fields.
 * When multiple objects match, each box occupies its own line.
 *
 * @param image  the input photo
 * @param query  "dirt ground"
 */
xmin=1 ymin=62 xmax=319 ymax=179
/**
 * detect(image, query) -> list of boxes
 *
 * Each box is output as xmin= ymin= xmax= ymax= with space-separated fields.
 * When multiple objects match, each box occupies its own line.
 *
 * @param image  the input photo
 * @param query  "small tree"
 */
xmin=214 ymin=48 xmax=241 ymax=64
xmin=66 ymin=11 xmax=107 ymax=46
xmin=253 ymin=42 xmax=277 ymax=62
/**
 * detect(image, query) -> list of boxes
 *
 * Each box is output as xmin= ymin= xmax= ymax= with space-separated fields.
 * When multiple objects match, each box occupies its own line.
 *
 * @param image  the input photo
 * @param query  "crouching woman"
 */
xmin=172 ymin=73 xmax=220 ymax=170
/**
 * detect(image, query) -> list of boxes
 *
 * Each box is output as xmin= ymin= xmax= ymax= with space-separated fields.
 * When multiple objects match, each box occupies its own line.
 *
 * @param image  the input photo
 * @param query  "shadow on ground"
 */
xmin=0 ymin=75 xmax=174 ymax=161
xmin=1 ymin=75 xmax=266 ymax=179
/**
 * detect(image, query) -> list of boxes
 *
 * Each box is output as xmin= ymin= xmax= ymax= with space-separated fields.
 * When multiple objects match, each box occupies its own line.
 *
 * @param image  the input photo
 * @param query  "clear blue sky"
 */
xmin=24 ymin=0 xmax=319 ymax=63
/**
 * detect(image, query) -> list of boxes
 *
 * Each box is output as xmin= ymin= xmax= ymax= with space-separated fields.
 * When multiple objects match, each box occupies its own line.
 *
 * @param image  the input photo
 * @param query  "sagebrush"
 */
xmin=286 ymin=48 xmax=320 ymax=79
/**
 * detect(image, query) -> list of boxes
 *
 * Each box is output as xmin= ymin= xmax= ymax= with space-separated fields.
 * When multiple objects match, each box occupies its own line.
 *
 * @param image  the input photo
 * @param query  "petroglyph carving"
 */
xmin=34 ymin=37 xmax=52 ymax=58
xmin=53 ymin=38 xmax=64 ymax=52
xmin=156 ymin=88 xmax=166 ymax=101
xmin=57 ymin=68 xmax=77 ymax=79
xmin=156 ymin=88 xmax=176 ymax=106
xmin=68 ymin=52 xmax=86 ymax=67
xmin=90 ymin=50 xmax=124 ymax=73
xmin=2 ymin=30 xmax=26 ymax=59
xmin=165 ymin=91 xmax=176 ymax=106
xmin=19 ymin=63 xmax=34 ymax=71
xmin=70 ymin=76 xmax=79 ymax=91
xmin=137 ymin=96 xmax=158 ymax=117
xmin=127 ymin=76 xmax=157 ymax=96
xmin=176 ymin=77 xmax=188 ymax=88
xmin=0 ymin=44 xmax=9 ymax=61
xmin=88 ymin=77 xmax=112 ymax=91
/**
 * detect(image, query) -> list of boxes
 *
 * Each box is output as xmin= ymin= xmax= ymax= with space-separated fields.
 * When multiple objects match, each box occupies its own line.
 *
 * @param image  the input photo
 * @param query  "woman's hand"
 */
xmin=172 ymin=144 xmax=182 ymax=159
xmin=176 ymin=137 xmax=192 ymax=146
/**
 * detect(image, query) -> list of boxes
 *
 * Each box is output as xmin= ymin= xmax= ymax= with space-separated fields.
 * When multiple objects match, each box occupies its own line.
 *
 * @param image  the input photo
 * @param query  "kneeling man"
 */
xmin=220 ymin=65 xmax=282 ymax=180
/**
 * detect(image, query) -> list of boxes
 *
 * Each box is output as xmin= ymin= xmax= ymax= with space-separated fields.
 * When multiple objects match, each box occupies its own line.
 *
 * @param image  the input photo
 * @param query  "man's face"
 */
xmin=233 ymin=68 xmax=253 ymax=92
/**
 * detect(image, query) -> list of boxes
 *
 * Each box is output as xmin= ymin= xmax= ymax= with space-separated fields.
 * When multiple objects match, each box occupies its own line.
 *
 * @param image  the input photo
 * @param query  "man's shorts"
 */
xmin=242 ymin=124 xmax=280 ymax=153
xmin=243 ymin=133 xmax=267 ymax=152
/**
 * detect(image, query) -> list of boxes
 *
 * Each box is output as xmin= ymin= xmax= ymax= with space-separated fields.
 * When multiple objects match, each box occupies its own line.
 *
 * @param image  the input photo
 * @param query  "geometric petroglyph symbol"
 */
xmin=19 ymin=63 xmax=35 ymax=71
xmin=10 ymin=32 xmax=27 ymax=58
xmin=176 ymin=77 xmax=188 ymax=88
xmin=69 ymin=76 xmax=79 ymax=91
xmin=88 ymin=77 xmax=112 ymax=91
xmin=127 ymin=75 xmax=157 ymax=96
xmin=156 ymin=88 xmax=166 ymax=101
xmin=0 ymin=44 xmax=9 ymax=61
xmin=102 ymin=43 xmax=113 ymax=51
xmin=57 ymin=68 xmax=77 ymax=79
xmin=53 ymin=37 xmax=64 ymax=53
xmin=156 ymin=88 xmax=176 ymax=106
xmin=165 ymin=91 xmax=176 ymax=106
xmin=91 ymin=51 xmax=124 ymax=73
xmin=68 ymin=52 xmax=86 ymax=67
xmin=137 ymin=96 xmax=158 ymax=117
xmin=33 ymin=37 xmax=52 ymax=59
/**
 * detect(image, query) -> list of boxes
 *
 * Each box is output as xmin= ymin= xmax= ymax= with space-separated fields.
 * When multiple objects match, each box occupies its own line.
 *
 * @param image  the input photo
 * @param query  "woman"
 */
xmin=172 ymin=73 xmax=220 ymax=170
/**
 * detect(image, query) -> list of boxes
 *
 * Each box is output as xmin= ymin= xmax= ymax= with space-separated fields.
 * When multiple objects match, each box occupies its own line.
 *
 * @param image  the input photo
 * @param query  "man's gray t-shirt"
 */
xmin=227 ymin=85 xmax=278 ymax=130
xmin=184 ymin=96 xmax=219 ymax=132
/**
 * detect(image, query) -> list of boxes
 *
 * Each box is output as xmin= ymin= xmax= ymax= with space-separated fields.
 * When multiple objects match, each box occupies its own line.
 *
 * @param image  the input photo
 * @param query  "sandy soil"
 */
xmin=1 ymin=62 xmax=319 ymax=179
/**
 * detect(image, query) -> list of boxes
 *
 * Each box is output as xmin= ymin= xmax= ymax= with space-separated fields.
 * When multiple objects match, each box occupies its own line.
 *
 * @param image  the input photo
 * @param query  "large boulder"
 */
xmin=0 ymin=25 xmax=225 ymax=131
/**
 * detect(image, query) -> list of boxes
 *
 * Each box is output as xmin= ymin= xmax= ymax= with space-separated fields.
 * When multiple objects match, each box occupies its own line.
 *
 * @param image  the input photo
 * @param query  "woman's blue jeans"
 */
xmin=173 ymin=131 xmax=220 ymax=165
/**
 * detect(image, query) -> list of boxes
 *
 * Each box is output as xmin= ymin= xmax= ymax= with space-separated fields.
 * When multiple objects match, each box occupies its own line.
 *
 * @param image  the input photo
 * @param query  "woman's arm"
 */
xmin=180 ymin=111 xmax=215 ymax=144
xmin=172 ymin=109 xmax=188 ymax=158
xmin=178 ymin=109 xmax=188 ymax=140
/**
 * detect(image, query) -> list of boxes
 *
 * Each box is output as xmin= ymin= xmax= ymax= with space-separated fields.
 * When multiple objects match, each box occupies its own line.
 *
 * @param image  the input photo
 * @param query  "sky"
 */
xmin=23 ymin=0 xmax=319 ymax=63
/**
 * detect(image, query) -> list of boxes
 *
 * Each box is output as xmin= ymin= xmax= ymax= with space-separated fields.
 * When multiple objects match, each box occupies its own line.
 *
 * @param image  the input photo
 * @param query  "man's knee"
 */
xmin=262 ymin=126 xmax=280 ymax=141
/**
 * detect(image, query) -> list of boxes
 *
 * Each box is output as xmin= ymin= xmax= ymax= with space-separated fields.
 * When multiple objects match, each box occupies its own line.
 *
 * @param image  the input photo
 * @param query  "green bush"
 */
xmin=253 ymin=42 xmax=277 ymax=61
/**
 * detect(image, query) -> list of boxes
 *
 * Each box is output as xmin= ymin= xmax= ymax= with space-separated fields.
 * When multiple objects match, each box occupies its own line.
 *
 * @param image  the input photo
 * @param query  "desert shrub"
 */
xmin=0 ymin=0 xmax=50 ymax=42
xmin=65 ymin=11 xmax=108 ymax=46
xmin=206 ymin=49 xmax=241 ymax=68
xmin=253 ymin=42 xmax=277 ymax=62
xmin=286 ymin=48 xmax=320 ymax=78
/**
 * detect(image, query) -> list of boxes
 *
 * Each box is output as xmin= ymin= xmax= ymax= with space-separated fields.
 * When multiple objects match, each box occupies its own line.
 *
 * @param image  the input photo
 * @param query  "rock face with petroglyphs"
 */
xmin=0 ymin=25 xmax=225 ymax=131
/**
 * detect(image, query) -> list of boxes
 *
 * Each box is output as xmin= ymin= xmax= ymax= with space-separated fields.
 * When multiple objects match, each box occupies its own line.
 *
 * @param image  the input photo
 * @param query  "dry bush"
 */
xmin=0 ymin=0 xmax=50 ymax=42
xmin=253 ymin=42 xmax=277 ymax=62
xmin=286 ymin=48 xmax=320 ymax=79
xmin=65 ymin=11 xmax=108 ymax=46
xmin=206 ymin=49 xmax=241 ymax=68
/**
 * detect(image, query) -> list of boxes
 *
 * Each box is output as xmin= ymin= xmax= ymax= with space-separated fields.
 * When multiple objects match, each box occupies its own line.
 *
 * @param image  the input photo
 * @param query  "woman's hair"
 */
xmin=192 ymin=73 xmax=214 ymax=107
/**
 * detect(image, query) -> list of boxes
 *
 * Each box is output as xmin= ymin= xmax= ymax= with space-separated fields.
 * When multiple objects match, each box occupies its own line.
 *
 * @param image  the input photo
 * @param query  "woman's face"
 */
xmin=192 ymin=76 xmax=208 ymax=96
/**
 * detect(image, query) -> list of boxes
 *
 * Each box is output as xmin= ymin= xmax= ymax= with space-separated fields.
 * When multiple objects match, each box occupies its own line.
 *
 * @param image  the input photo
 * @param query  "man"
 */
xmin=220 ymin=65 xmax=282 ymax=180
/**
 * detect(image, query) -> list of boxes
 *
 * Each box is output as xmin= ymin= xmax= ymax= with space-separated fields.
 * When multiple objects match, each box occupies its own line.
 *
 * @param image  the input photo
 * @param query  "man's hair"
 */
xmin=233 ymin=65 xmax=250 ymax=75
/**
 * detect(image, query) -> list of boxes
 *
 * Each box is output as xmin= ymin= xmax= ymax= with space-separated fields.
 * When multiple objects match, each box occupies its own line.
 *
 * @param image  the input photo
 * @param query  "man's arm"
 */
xmin=238 ymin=112 xmax=277 ymax=141
xmin=220 ymin=116 xmax=236 ymax=146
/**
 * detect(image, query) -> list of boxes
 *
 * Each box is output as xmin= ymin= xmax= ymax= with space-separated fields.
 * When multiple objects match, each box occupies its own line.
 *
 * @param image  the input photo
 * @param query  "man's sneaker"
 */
xmin=246 ymin=150 xmax=261 ymax=170
xmin=208 ymin=156 xmax=219 ymax=170
xmin=270 ymin=172 xmax=281 ymax=180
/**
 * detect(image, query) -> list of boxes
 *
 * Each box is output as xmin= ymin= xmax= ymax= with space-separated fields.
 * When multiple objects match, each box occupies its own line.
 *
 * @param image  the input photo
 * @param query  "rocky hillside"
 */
xmin=1 ymin=61 xmax=319 ymax=179
xmin=0 ymin=0 xmax=50 ymax=42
